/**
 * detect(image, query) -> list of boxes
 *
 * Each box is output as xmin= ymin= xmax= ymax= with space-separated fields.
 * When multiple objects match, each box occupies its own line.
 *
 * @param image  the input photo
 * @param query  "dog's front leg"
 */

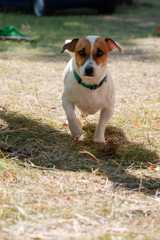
xmin=62 ymin=97 xmax=82 ymax=139
xmin=93 ymin=108 xmax=113 ymax=143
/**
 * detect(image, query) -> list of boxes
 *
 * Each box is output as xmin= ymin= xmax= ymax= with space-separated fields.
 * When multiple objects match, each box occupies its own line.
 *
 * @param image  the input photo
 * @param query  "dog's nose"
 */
xmin=85 ymin=66 xmax=94 ymax=76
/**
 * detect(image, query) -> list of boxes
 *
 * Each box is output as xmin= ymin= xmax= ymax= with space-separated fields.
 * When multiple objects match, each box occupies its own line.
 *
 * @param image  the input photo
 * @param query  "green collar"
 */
xmin=74 ymin=70 xmax=107 ymax=90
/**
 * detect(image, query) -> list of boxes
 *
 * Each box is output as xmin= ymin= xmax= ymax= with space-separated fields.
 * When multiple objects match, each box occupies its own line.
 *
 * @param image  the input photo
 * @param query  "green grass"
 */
xmin=0 ymin=0 xmax=160 ymax=56
xmin=0 ymin=1 xmax=160 ymax=239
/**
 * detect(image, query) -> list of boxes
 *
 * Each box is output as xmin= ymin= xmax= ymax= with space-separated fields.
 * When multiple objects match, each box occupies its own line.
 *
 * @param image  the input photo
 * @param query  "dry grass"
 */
xmin=0 ymin=167 xmax=160 ymax=240
xmin=0 ymin=1 xmax=160 ymax=239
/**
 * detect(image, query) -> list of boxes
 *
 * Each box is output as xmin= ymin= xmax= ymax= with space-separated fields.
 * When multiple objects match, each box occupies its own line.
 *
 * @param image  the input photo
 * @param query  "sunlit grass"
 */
xmin=0 ymin=1 xmax=160 ymax=239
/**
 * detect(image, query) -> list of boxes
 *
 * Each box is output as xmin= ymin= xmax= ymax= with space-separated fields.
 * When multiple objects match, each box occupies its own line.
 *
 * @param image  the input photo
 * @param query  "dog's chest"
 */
xmin=68 ymin=85 xmax=107 ymax=114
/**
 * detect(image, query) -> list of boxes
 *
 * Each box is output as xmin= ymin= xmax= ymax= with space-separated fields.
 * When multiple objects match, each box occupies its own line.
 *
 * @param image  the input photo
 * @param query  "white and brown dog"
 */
xmin=61 ymin=36 xmax=123 ymax=143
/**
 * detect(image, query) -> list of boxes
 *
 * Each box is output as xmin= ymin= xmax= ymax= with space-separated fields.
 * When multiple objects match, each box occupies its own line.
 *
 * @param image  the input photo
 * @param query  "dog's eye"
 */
xmin=96 ymin=48 xmax=104 ymax=57
xmin=78 ymin=48 xmax=86 ymax=57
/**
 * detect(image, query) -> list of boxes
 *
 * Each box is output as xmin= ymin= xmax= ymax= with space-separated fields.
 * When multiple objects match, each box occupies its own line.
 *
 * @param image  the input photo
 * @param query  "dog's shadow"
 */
xmin=0 ymin=111 xmax=159 ymax=195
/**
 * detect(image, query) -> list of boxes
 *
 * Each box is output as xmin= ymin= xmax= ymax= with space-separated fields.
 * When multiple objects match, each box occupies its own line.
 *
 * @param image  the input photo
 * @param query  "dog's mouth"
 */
xmin=85 ymin=73 xmax=94 ymax=77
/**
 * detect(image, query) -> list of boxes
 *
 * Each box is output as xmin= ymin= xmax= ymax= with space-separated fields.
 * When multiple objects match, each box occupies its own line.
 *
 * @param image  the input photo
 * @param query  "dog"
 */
xmin=61 ymin=36 xmax=123 ymax=143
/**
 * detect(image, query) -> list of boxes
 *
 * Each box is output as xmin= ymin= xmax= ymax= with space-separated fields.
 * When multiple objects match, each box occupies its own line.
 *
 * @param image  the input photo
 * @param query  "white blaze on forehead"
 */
xmin=86 ymin=35 xmax=100 ymax=51
xmin=84 ymin=36 xmax=99 ymax=70
xmin=79 ymin=36 xmax=102 ymax=78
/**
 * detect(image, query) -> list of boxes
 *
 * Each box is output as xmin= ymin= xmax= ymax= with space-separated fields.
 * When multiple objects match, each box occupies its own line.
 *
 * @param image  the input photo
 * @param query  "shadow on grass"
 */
xmin=0 ymin=111 xmax=159 ymax=195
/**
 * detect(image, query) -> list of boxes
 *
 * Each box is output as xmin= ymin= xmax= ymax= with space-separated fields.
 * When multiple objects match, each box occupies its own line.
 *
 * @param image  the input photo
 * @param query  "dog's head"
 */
xmin=61 ymin=36 xmax=123 ymax=79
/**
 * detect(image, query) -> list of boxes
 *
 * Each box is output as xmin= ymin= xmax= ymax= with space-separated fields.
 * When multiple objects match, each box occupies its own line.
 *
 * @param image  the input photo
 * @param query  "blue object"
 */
xmin=0 ymin=0 xmax=125 ymax=16
xmin=0 ymin=1 xmax=30 ymax=6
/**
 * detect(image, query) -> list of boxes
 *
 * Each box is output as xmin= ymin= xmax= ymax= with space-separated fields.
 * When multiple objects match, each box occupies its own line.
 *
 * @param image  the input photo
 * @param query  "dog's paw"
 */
xmin=93 ymin=136 xmax=105 ymax=143
xmin=69 ymin=120 xmax=82 ymax=140
xmin=73 ymin=127 xmax=82 ymax=140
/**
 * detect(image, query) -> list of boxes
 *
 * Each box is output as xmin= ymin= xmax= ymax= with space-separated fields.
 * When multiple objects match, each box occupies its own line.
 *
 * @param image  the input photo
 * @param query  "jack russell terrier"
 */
xmin=61 ymin=36 xmax=123 ymax=143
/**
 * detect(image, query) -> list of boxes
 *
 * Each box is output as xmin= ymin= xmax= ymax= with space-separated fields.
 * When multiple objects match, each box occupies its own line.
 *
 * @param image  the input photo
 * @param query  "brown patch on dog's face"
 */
xmin=75 ymin=37 xmax=109 ymax=68
xmin=61 ymin=36 xmax=123 ymax=78
xmin=74 ymin=37 xmax=91 ymax=67
xmin=92 ymin=37 xmax=109 ymax=67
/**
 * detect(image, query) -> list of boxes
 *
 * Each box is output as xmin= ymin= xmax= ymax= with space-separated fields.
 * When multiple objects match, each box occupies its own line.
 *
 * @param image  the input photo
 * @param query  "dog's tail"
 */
xmin=63 ymin=39 xmax=75 ymax=58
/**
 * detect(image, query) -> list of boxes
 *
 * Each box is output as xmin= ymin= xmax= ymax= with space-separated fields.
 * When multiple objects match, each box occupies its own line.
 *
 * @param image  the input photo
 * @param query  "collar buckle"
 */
xmin=90 ymin=84 xmax=98 ymax=90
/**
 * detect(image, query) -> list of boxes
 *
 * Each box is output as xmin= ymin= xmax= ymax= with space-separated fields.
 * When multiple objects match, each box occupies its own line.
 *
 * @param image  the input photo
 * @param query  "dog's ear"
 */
xmin=105 ymin=38 xmax=123 ymax=53
xmin=61 ymin=38 xmax=79 ymax=53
